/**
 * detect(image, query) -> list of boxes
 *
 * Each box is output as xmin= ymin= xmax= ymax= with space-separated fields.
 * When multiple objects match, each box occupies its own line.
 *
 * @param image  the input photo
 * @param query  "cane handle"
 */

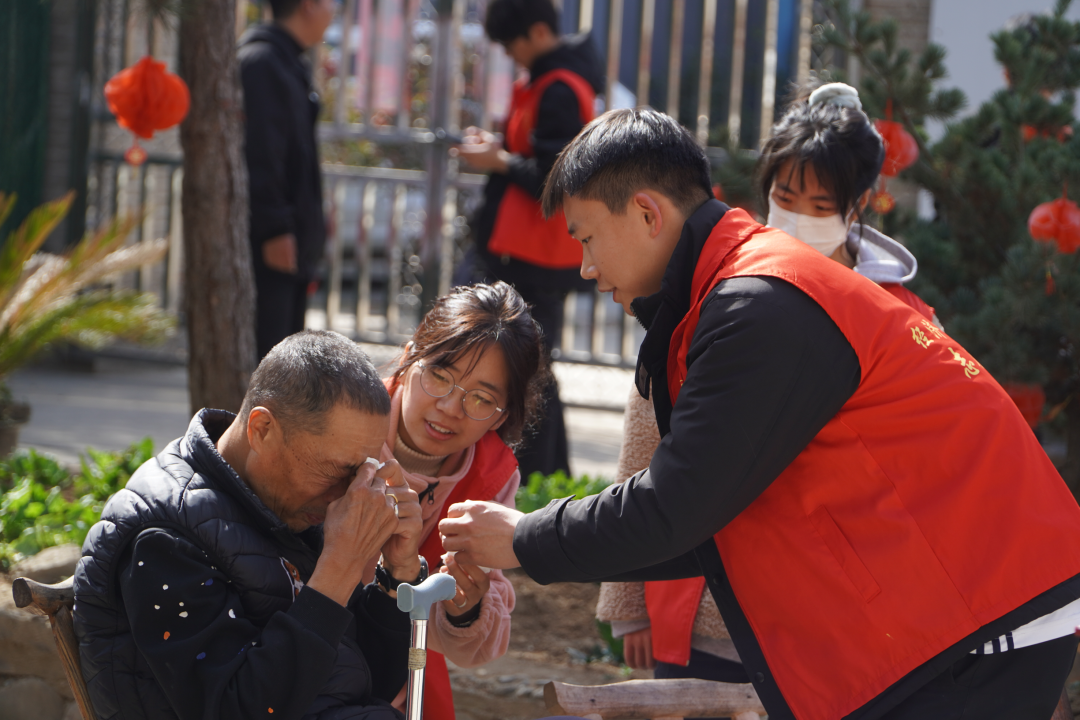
xmin=396 ymin=573 xmax=458 ymax=621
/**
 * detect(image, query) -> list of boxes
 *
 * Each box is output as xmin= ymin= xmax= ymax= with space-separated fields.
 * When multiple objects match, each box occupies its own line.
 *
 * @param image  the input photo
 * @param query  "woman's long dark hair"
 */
xmin=757 ymin=83 xmax=885 ymax=226
xmin=391 ymin=281 xmax=550 ymax=449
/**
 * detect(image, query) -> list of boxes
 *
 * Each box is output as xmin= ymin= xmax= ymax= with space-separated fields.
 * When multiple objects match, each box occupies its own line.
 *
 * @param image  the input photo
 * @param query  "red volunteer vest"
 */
xmin=486 ymin=69 xmax=594 ymax=269
xmin=382 ymin=378 xmax=518 ymax=720
xmin=880 ymin=282 xmax=935 ymax=320
xmin=645 ymin=266 xmax=938 ymax=668
xmin=657 ymin=209 xmax=1080 ymax=720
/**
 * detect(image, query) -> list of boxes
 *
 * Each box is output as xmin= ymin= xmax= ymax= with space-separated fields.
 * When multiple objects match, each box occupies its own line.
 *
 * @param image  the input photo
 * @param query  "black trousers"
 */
xmin=465 ymin=247 xmax=578 ymax=479
xmin=882 ymin=634 xmax=1077 ymax=720
xmin=254 ymin=263 xmax=308 ymax=361
xmin=511 ymin=282 xmax=571 ymax=479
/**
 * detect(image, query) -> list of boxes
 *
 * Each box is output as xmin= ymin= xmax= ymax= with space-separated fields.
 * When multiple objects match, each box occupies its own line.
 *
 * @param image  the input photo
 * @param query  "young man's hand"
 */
xmin=452 ymin=128 xmax=511 ymax=173
xmin=262 ymin=233 xmax=298 ymax=274
xmin=438 ymin=500 xmax=522 ymax=569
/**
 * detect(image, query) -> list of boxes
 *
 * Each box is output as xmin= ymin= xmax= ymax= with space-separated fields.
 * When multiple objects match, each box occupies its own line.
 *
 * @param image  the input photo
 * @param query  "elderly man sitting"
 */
xmin=73 ymin=330 xmax=427 ymax=720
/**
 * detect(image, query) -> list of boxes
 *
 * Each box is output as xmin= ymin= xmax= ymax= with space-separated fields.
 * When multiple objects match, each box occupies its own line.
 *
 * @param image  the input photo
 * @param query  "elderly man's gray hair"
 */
xmin=239 ymin=330 xmax=390 ymax=436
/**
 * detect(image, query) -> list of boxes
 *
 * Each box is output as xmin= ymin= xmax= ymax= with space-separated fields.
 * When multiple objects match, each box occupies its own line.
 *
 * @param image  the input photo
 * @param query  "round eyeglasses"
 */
xmin=416 ymin=362 xmax=505 ymax=421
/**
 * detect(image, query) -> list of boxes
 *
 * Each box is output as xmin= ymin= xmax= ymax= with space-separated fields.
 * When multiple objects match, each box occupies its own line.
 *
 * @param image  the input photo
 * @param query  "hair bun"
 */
xmin=808 ymin=82 xmax=862 ymax=111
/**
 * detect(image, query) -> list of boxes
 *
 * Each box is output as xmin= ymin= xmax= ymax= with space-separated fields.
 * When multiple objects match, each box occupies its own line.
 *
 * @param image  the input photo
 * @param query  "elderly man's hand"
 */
xmin=379 ymin=460 xmax=424 ymax=581
xmin=307 ymin=462 xmax=399 ymax=606
xmin=438 ymin=500 xmax=523 ymax=570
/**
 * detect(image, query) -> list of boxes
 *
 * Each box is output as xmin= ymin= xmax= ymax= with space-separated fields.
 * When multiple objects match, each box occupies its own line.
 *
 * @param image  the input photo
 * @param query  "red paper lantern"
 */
xmin=870 ymin=190 xmax=896 ymax=214
xmin=1028 ymin=195 xmax=1080 ymax=254
xmin=104 ymin=56 xmax=190 ymax=165
xmin=1001 ymin=383 xmax=1045 ymax=428
xmin=874 ymin=119 xmax=919 ymax=177
xmin=1021 ymin=123 xmax=1074 ymax=143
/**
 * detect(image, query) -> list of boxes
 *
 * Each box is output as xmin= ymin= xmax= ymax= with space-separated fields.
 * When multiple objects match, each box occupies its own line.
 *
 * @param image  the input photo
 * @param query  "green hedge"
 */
xmin=515 ymin=470 xmax=612 ymax=514
xmin=0 ymin=438 xmax=153 ymax=568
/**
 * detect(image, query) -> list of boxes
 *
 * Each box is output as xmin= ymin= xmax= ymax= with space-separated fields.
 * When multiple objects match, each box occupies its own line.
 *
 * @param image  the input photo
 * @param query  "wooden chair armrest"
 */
xmin=12 ymin=575 xmax=75 ymax=616
xmin=543 ymin=678 xmax=765 ymax=719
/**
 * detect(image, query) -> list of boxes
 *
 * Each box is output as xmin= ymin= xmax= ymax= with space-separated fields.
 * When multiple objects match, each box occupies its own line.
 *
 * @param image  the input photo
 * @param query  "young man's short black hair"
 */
xmin=541 ymin=108 xmax=714 ymax=218
xmin=268 ymin=0 xmax=304 ymax=20
xmin=484 ymin=0 xmax=559 ymax=44
xmin=240 ymin=329 xmax=390 ymax=437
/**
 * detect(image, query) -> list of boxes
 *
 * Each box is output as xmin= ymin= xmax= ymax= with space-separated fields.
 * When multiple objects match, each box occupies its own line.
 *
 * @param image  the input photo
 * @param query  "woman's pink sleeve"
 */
xmin=427 ymin=470 xmax=519 ymax=667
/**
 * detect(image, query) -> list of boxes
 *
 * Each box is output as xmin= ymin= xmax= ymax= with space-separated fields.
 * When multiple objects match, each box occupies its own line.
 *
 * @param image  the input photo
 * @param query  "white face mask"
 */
xmin=767 ymin=197 xmax=849 ymax=258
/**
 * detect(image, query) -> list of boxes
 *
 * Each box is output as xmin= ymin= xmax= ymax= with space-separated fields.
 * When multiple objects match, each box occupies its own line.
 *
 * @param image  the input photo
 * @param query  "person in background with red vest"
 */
xmin=374 ymin=282 xmax=549 ymax=720
xmin=597 ymin=83 xmax=944 ymax=706
xmin=453 ymin=0 xmax=604 ymax=480
xmin=440 ymin=108 xmax=1080 ymax=720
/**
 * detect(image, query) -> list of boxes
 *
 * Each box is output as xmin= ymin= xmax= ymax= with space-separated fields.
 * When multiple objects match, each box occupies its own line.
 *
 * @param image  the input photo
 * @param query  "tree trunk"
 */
xmin=178 ymin=0 xmax=256 ymax=415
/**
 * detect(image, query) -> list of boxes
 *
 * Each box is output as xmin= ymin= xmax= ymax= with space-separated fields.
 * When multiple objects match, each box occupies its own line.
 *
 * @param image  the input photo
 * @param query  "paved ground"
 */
xmin=7 ymin=350 xmax=630 ymax=480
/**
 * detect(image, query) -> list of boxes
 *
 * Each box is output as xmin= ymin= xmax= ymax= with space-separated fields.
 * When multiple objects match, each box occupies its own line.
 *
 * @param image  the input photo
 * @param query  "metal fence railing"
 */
xmin=82 ymin=0 xmax=815 ymax=368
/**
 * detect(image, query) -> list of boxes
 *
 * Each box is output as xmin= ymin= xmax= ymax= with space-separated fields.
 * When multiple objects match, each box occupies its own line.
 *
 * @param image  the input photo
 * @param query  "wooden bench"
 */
xmin=543 ymin=676 xmax=1076 ymax=720
xmin=12 ymin=575 xmax=97 ymax=720
xmin=544 ymin=678 xmax=764 ymax=719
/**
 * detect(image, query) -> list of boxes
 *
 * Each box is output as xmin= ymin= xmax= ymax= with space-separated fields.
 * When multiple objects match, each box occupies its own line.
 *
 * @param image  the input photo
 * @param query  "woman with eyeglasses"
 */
xmin=376 ymin=281 xmax=550 ymax=720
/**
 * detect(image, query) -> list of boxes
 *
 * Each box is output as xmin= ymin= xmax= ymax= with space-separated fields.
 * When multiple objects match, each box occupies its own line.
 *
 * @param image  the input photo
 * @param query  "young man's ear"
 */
xmin=632 ymin=192 xmax=665 ymax=239
xmin=527 ymin=20 xmax=554 ymax=44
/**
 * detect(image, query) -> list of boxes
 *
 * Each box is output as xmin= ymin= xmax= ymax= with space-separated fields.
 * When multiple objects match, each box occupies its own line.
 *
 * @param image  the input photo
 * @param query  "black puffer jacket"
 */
xmin=238 ymin=24 xmax=326 ymax=279
xmin=73 ymin=410 xmax=409 ymax=720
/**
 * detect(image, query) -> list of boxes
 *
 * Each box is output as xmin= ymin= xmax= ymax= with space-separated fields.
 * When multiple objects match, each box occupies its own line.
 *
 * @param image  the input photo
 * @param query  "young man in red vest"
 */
xmin=455 ymin=0 xmax=603 ymax=479
xmin=440 ymin=108 xmax=1080 ymax=719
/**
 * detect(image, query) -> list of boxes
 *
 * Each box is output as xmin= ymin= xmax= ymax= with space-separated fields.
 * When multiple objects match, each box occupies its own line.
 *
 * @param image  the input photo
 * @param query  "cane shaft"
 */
xmin=406 ymin=619 xmax=428 ymax=720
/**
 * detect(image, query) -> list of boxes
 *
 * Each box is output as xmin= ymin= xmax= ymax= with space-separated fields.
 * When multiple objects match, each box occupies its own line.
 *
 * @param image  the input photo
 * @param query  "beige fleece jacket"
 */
xmin=595 ymin=384 xmax=731 ymax=645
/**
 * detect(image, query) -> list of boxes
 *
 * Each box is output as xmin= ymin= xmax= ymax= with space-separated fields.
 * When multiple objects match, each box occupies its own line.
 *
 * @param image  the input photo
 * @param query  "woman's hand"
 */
xmin=622 ymin=627 xmax=656 ymax=670
xmin=439 ymin=552 xmax=490 ymax=617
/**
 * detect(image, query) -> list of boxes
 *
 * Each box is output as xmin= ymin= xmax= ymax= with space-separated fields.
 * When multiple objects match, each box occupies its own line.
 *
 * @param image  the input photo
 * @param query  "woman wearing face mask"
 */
xmin=761 ymin=81 xmax=940 ymax=324
xmin=595 ymin=83 xmax=938 ymax=705
xmin=373 ymin=282 xmax=549 ymax=720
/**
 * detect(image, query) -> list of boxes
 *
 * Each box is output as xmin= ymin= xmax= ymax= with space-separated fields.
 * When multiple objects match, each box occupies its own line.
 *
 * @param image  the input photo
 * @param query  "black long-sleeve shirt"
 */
xmin=118 ymin=528 xmax=409 ymax=720
xmin=514 ymin=274 xmax=862 ymax=584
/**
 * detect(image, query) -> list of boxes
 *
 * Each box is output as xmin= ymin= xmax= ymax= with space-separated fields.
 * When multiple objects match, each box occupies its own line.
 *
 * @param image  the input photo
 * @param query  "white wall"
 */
xmin=930 ymin=0 xmax=1080 ymax=117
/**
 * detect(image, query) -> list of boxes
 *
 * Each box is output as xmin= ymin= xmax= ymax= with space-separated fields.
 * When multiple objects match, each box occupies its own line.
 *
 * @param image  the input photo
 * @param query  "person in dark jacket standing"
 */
xmin=440 ymin=110 xmax=1080 ymax=720
xmin=239 ymin=0 xmax=334 ymax=360
xmin=455 ymin=0 xmax=604 ymax=478
xmin=73 ymin=331 xmax=430 ymax=720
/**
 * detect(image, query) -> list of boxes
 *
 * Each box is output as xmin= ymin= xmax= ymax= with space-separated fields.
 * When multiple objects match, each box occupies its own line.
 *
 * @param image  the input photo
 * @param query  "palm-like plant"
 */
xmin=0 ymin=192 xmax=174 ymax=396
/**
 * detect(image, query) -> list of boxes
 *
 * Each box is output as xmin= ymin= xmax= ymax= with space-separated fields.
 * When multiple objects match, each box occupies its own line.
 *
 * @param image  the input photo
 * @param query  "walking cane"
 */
xmin=396 ymin=573 xmax=458 ymax=720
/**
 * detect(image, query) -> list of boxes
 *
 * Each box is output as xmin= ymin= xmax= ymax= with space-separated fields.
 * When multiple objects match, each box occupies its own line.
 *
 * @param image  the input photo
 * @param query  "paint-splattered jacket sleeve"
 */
xmin=117 ymin=527 xmax=396 ymax=720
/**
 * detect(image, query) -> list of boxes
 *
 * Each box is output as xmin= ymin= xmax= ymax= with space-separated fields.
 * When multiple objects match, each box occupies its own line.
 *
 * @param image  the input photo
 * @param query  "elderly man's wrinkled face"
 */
xmin=245 ymin=403 xmax=389 ymax=532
